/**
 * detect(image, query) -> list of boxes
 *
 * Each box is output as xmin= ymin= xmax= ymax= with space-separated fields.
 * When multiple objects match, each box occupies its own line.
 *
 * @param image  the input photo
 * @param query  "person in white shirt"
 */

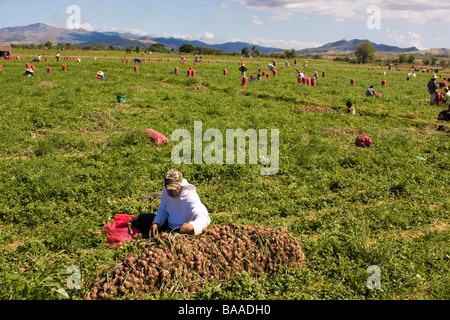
xmin=150 ymin=169 xmax=211 ymax=237
xmin=443 ymin=87 xmax=450 ymax=106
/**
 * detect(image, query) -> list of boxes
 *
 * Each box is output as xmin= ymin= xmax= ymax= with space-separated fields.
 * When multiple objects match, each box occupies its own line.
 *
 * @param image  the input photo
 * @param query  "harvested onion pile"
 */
xmin=86 ymin=224 xmax=305 ymax=299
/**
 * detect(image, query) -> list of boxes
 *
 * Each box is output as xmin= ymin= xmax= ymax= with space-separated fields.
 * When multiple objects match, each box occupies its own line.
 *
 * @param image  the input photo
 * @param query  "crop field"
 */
xmin=0 ymin=50 xmax=449 ymax=300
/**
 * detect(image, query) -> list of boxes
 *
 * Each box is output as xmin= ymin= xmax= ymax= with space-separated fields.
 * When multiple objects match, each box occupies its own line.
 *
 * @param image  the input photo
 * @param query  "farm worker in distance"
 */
xmin=438 ymin=89 xmax=450 ymax=121
xmin=56 ymin=51 xmax=60 ymax=62
xmin=149 ymin=169 xmax=211 ymax=238
xmin=268 ymin=64 xmax=275 ymax=72
xmin=314 ymin=71 xmax=319 ymax=80
xmin=346 ymin=100 xmax=355 ymax=114
xmin=443 ymin=87 xmax=450 ymax=107
xmin=427 ymin=75 xmax=439 ymax=106
xmin=96 ymin=71 xmax=105 ymax=80
xmin=24 ymin=67 xmax=34 ymax=77
xmin=239 ymin=63 xmax=248 ymax=77
xmin=366 ymin=85 xmax=377 ymax=97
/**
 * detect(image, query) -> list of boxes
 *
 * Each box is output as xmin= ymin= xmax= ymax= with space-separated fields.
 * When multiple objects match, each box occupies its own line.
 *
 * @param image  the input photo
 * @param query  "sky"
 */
xmin=1 ymin=0 xmax=450 ymax=50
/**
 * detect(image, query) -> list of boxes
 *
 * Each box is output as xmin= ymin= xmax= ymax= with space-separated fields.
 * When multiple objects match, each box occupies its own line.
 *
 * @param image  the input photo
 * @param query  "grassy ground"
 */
xmin=0 ymin=50 xmax=448 ymax=300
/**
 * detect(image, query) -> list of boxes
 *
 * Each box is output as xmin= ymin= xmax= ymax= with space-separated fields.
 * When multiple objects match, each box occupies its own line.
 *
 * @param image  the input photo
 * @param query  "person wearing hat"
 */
xmin=437 ymin=87 xmax=450 ymax=121
xmin=126 ymin=169 xmax=210 ymax=239
xmin=149 ymin=169 xmax=210 ymax=237
xmin=239 ymin=63 xmax=248 ymax=77
xmin=427 ymin=75 xmax=439 ymax=106
xmin=438 ymin=87 xmax=450 ymax=120
xmin=24 ymin=67 xmax=34 ymax=77
xmin=442 ymin=87 xmax=450 ymax=106
xmin=96 ymin=71 xmax=105 ymax=80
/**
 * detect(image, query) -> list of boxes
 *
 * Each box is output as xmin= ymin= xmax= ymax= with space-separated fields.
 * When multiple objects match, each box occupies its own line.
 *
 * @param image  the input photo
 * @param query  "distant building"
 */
xmin=0 ymin=44 xmax=12 ymax=58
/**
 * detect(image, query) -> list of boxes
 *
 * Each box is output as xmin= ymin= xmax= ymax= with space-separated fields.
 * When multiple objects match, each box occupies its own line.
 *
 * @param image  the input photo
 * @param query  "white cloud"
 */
xmin=219 ymin=2 xmax=229 ymax=8
xmin=78 ymin=23 xmax=95 ymax=31
xmin=386 ymin=28 xmax=406 ymax=43
xmin=408 ymin=31 xmax=426 ymax=50
xmin=229 ymin=0 xmax=450 ymax=24
xmin=251 ymin=15 xmax=265 ymax=26
xmin=202 ymin=32 xmax=216 ymax=40
xmin=111 ymin=28 xmax=150 ymax=37
xmin=245 ymin=38 xmax=323 ymax=50
xmin=72 ymin=23 xmax=150 ymax=37
xmin=157 ymin=32 xmax=321 ymax=50
xmin=386 ymin=28 xmax=427 ymax=50
xmin=269 ymin=10 xmax=295 ymax=21
xmin=161 ymin=32 xmax=217 ymax=44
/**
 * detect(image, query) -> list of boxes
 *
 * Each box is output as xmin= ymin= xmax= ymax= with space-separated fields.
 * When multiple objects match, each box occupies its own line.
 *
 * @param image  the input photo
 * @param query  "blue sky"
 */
xmin=1 ymin=0 xmax=449 ymax=50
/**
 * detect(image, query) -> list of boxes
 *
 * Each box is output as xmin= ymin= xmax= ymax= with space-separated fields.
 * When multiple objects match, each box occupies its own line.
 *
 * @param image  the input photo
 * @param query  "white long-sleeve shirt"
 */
xmin=153 ymin=179 xmax=211 ymax=235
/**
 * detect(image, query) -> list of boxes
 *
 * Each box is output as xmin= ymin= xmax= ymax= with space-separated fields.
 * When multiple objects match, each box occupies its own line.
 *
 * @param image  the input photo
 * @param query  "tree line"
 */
xmin=10 ymin=41 xmax=448 ymax=66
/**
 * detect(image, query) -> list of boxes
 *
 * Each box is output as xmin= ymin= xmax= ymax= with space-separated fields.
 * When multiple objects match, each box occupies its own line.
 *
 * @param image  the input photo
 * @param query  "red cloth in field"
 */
xmin=434 ymin=92 xmax=445 ymax=103
xmin=356 ymin=135 xmax=373 ymax=148
xmin=144 ymin=129 xmax=171 ymax=146
xmin=104 ymin=214 xmax=139 ymax=247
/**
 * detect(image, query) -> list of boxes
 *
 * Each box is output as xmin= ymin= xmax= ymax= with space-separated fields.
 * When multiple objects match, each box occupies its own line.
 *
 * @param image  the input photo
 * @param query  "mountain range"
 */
xmin=0 ymin=23 xmax=420 ymax=54
xmin=297 ymin=39 xmax=419 ymax=54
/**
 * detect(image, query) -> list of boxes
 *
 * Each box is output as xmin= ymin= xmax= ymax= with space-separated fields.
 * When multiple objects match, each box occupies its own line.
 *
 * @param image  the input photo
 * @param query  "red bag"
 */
xmin=434 ymin=92 xmax=445 ymax=103
xmin=356 ymin=135 xmax=373 ymax=148
xmin=104 ymin=214 xmax=140 ymax=247
xmin=144 ymin=129 xmax=170 ymax=146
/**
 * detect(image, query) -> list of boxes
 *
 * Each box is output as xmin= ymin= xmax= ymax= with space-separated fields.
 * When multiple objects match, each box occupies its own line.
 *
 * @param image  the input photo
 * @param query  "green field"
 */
xmin=0 ymin=50 xmax=449 ymax=300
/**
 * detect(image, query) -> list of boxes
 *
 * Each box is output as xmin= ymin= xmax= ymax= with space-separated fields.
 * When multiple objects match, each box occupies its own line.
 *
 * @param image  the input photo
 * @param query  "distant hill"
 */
xmin=0 ymin=23 xmax=154 ymax=48
xmin=0 ymin=23 xmax=284 ymax=54
xmin=0 ymin=24 xmax=428 ymax=55
xmin=298 ymin=39 xmax=419 ymax=54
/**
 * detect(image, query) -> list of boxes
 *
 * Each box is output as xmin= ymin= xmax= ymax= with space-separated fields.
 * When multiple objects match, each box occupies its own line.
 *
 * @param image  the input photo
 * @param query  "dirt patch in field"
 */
xmin=34 ymin=81 xmax=55 ymax=88
xmin=82 ymin=111 xmax=114 ymax=121
xmin=150 ymin=82 xmax=171 ymax=88
xmin=366 ymin=220 xmax=449 ymax=246
xmin=293 ymin=107 xmax=333 ymax=114
xmin=78 ymin=121 xmax=122 ymax=133
xmin=0 ymin=240 xmax=23 ymax=251
xmin=323 ymin=128 xmax=358 ymax=136
xmin=130 ymin=86 xmax=149 ymax=92
xmin=398 ymin=222 xmax=449 ymax=239
xmin=184 ymin=84 xmax=209 ymax=92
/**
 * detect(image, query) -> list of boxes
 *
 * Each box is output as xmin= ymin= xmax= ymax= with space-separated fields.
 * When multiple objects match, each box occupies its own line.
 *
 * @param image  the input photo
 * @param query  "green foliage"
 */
xmin=355 ymin=42 xmax=376 ymax=64
xmin=0 ymin=50 xmax=448 ymax=300
xmin=179 ymin=44 xmax=196 ymax=54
